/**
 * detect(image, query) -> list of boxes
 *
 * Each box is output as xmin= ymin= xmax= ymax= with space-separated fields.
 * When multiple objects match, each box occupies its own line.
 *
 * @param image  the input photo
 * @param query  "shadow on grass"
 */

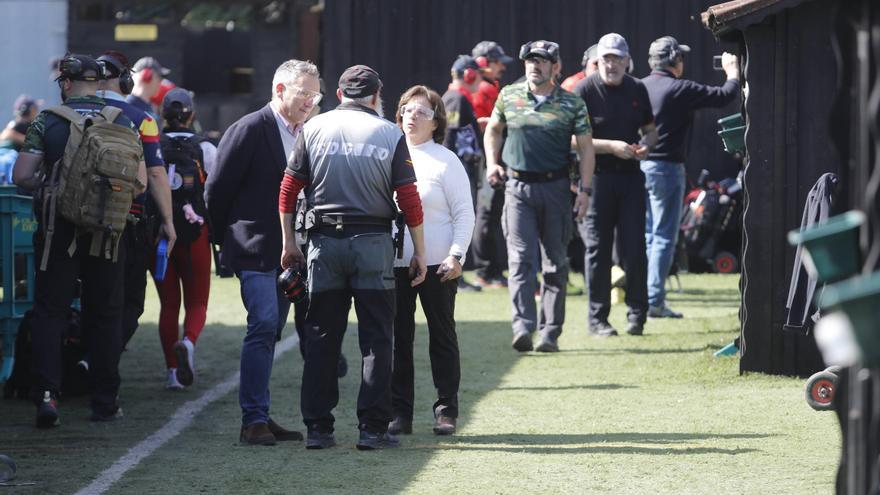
xmin=541 ymin=346 xmax=719 ymax=356
xmin=495 ymin=384 xmax=635 ymax=391
xmin=414 ymin=431 xmax=768 ymax=455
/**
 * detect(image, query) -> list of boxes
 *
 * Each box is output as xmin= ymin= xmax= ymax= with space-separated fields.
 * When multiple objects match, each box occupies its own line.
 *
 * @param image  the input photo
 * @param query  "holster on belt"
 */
xmin=394 ymin=211 xmax=405 ymax=259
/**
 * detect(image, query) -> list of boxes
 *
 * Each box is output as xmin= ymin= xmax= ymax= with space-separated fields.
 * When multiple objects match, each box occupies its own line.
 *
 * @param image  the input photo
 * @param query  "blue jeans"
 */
xmin=642 ymin=160 xmax=686 ymax=307
xmin=237 ymin=269 xmax=291 ymax=427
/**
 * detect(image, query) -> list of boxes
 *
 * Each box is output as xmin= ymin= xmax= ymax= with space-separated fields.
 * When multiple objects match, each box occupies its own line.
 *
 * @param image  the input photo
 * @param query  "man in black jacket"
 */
xmin=640 ymin=37 xmax=739 ymax=318
xmin=205 ymin=59 xmax=322 ymax=446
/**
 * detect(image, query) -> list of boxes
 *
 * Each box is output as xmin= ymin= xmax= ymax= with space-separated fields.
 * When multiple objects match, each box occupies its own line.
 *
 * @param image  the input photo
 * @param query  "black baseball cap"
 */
xmin=338 ymin=65 xmax=382 ymax=98
xmin=162 ymin=87 xmax=194 ymax=116
xmin=56 ymin=54 xmax=104 ymax=82
xmin=519 ymin=40 xmax=560 ymax=64
xmin=649 ymin=36 xmax=691 ymax=59
xmin=133 ymin=56 xmax=171 ymax=76
xmin=471 ymin=41 xmax=514 ymax=64
xmin=451 ymin=55 xmax=480 ymax=77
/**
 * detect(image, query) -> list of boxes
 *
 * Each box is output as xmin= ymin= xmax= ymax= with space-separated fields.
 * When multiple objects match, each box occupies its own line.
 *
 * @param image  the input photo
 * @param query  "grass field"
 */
xmin=0 ymin=273 xmax=839 ymax=494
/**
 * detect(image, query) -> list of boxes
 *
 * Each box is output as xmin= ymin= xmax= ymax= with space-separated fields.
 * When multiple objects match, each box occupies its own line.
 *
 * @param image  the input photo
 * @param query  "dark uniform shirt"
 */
xmin=641 ymin=69 xmax=739 ymax=163
xmin=442 ymin=87 xmax=480 ymax=162
xmin=575 ymin=73 xmax=653 ymax=172
xmin=493 ymin=80 xmax=591 ymax=173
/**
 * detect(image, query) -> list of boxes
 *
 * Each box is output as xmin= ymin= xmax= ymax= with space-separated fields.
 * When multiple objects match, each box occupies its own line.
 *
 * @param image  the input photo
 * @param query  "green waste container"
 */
xmin=0 ymin=185 xmax=35 ymax=382
xmin=717 ymin=113 xmax=745 ymax=154
xmin=818 ymin=271 xmax=880 ymax=367
xmin=787 ymin=210 xmax=865 ymax=284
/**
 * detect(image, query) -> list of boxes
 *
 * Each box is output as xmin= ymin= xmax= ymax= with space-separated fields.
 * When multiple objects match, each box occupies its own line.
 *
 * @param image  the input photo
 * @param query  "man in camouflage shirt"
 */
xmin=484 ymin=40 xmax=596 ymax=353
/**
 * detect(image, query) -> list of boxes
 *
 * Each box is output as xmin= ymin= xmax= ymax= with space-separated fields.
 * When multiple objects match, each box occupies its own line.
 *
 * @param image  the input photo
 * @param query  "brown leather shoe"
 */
xmin=267 ymin=419 xmax=303 ymax=441
xmin=432 ymin=415 xmax=456 ymax=436
xmin=240 ymin=422 xmax=276 ymax=446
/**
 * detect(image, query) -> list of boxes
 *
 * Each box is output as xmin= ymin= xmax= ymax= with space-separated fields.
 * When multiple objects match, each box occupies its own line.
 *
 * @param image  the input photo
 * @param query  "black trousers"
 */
xmin=580 ymin=171 xmax=648 ymax=325
xmin=473 ymin=187 xmax=507 ymax=280
xmin=121 ymin=220 xmax=149 ymax=348
xmin=392 ymin=266 xmax=460 ymax=420
xmin=30 ymin=216 xmax=125 ymax=414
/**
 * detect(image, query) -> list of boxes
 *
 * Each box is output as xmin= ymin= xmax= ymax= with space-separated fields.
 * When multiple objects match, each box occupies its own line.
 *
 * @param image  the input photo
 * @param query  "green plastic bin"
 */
xmin=0 ymin=185 xmax=35 ymax=382
xmin=787 ymin=210 xmax=865 ymax=284
xmin=818 ymin=271 xmax=880 ymax=367
xmin=717 ymin=113 xmax=745 ymax=154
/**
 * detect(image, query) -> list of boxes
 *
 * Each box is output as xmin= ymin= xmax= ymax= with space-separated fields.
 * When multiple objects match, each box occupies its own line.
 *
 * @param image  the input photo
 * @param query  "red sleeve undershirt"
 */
xmin=279 ymin=173 xmax=306 ymax=214
xmin=395 ymin=182 xmax=423 ymax=228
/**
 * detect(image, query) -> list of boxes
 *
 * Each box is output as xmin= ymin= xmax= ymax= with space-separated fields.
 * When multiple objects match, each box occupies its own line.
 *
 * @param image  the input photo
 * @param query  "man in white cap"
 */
xmin=574 ymin=33 xmax=657 ymax=338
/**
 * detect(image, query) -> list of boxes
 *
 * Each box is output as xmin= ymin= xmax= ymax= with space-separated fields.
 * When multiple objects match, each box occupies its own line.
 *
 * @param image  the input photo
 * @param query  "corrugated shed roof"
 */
xmin=702 ymin=0 xmax=815 ymax=35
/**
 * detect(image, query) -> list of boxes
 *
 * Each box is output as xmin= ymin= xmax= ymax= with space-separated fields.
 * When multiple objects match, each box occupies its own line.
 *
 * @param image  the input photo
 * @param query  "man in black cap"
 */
xmin=96 ymin=50 xmax=176 ymax=355
xmin=278 ymin=64 xmax=427 ymax=450
xmin=640 ymin=37 xmax=740 ymax=319
xmin=470 ymin=40 xmax=514 ymax=289
xmin=127 ymin=56 xmax=171 ymax=120
xmin=13 ymin=53 xmax=146 ymax=427
xmin=485 ymin=40 xmax=595 ymax=353
xmin=207 ymin=59 xmax=321 ymax=446
xmin=574 ymin=33 xmax=658 ymax=337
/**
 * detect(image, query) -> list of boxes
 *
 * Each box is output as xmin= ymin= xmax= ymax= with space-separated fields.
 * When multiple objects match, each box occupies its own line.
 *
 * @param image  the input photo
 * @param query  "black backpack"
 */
xmin=158 ymin=133 xmax=208 ymax=245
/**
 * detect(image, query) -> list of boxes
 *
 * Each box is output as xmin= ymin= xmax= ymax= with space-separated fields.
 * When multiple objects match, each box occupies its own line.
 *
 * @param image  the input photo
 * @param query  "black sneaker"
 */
xmin=388 ymin=416 xmax=412 ymax=435
xmin=511 ymin=331 xmax=533 ymax=352
xmin=457 ymin=278 xmax=483 ymax=292
xmin=625 ymin=322 xmax=644 ymax=336
xmin=36 ymin=391 xmax=60 ymax=428
xmin=305 ymin=430 xmax=337 ymax=450
xmin=356 ymin=430 xmax=400 ymax=450
xmin=535 ymin=337 xmax=559 ymax=353
xmin=589 ymin=321 xmax=618 ymax=337
xmin=90 ymin=406 xmax=124 ymax=422
xmin=337 ymin=354 xmax=348 ymax=378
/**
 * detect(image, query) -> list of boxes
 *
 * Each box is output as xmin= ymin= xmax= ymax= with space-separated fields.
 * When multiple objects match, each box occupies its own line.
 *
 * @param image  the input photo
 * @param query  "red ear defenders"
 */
xmin=97 ymin=54 xmax=134 ymax=94
xmin=475 ymin=56 xmax=489 ymax=68
xmin=463 ymin=67 xmax=478 ymax=84
xmin=140 ymin=67 xmax=154 ymax=83
xmin=277 ymin=267 xmax=308 ymax=303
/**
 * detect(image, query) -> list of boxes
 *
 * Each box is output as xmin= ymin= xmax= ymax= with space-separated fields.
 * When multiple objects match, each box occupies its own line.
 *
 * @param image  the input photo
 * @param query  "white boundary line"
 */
xmin=74 ymin=334 xmax=300 ymax=495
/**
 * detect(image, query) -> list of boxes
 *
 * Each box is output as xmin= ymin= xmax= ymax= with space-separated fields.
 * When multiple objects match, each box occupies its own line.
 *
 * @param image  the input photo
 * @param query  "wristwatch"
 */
xmin=578 ymin=185 xmax=593 ymax=196
xmin=451 ymin=254 xmax=463 ymax=261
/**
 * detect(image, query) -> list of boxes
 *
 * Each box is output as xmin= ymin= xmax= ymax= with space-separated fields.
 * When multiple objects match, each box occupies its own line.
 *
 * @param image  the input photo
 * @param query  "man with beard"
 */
xmin=484 ymin=41 xmax=595 ymax=353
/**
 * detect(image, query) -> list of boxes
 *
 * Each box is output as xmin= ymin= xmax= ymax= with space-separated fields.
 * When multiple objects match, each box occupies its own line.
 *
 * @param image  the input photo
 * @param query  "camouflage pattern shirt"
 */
xmin=492 ymin=80 xmax=591 ymax=173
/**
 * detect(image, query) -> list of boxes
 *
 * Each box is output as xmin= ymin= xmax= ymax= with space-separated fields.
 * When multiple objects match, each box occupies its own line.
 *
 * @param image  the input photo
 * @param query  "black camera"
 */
xmin=277 ymin=267 xmax=308 ymax=303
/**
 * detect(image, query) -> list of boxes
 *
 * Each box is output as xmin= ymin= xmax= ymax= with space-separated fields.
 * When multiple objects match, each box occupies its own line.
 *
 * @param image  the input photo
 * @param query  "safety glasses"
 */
xmin=286 ymin=84 xmax=323 ymax=106
xmin=399 ymin=102 xmax=435 ymax=120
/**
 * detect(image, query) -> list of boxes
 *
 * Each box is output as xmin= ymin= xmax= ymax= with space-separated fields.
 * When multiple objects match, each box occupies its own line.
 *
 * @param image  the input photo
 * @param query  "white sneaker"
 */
xmin=165 ymin=369 xmax=184 ymax=390
xmin=173 ymin=338 xmax=195 ymax=386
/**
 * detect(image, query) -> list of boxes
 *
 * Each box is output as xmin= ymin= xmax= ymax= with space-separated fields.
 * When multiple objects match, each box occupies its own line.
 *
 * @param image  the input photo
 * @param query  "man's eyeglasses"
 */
xmin=599 ymin=55 xmax=628 ymax=66
xmin=286 ymin=84 xmax=323 ymax=105
xmin=399 ymin=102 xmax=435 ymax=120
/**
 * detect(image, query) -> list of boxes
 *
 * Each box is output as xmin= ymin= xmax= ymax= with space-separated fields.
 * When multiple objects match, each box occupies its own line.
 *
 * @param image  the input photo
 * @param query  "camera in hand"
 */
xmin=277 ymin=267 xmax=308 ymax=303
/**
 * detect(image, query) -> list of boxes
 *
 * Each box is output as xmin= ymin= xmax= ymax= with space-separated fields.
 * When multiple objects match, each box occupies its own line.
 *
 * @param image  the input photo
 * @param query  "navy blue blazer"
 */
xmin=205 ymin=104 xmax=289 ymax=273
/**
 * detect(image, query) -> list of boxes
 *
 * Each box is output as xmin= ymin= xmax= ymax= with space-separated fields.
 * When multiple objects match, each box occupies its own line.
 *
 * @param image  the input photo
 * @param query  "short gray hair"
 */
xmin=271 ymin=59 xmax=319 ymax=95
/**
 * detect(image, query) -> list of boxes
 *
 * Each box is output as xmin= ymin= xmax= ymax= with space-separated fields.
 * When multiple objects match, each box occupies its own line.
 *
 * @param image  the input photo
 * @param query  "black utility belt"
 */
xmin=313 ymin=224 xmax=391 ymax=238
xmin=308 ymin=214 xmax=392 ymax=238
xmin=510 ymin=168 xmax=568 ymax=183
xmin=596 ymin=162 xmax=640 ymax=174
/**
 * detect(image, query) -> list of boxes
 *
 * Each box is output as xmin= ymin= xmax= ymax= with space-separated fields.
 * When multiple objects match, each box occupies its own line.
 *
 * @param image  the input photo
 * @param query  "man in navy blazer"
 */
xmin=205 ymin=59 xmax=323 ymax=445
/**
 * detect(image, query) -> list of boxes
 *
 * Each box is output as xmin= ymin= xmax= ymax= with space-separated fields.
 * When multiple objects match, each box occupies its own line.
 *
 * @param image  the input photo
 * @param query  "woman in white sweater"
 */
xmin=389 ymin=85 xmax=475 ymax=436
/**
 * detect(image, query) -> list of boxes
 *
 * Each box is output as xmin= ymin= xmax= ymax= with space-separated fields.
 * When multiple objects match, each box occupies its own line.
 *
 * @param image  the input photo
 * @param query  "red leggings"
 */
xmin=149 ymin=225 xmax=212 ymax=369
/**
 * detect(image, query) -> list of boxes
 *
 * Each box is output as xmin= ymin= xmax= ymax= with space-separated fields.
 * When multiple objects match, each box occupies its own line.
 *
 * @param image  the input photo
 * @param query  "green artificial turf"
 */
xmin=0 ymin=273 xmax=839 ymax=494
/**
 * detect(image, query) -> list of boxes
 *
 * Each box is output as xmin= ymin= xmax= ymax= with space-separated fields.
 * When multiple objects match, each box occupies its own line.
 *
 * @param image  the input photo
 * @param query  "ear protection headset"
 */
xmin=463 ymin=67 xmax=478 ymax=84
xmin=97 ymin=54 xmax=134 ymax=94
xmin=56 ymin=55 xmax=84 ymax=81
xmin=475 ymin=56 xmax=489 ymax=68
xmin=140 ymin=67 xmax=154 ymax=84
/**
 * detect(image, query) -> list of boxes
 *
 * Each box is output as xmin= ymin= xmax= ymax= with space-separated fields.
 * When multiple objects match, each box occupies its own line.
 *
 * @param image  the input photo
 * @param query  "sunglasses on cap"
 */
xmin=399 ymin=102 xmax=435 ymax=120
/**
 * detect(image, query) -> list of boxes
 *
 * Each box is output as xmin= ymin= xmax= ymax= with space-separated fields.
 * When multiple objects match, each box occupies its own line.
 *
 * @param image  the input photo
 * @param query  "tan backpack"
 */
xmin=39 ymin=105 xmax=143 ymax=269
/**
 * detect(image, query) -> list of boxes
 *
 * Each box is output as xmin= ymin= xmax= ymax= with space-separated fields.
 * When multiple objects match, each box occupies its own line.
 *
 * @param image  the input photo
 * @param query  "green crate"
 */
xmin=0 ymin=186 xmax=35 ymax=381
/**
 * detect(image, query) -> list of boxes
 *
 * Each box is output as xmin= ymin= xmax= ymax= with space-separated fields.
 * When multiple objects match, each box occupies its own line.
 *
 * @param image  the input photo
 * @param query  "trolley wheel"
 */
xmin=805 ymin=370 xmax=838 ymax=411
xmin=0 ymin=454 xmax=15 ymax=482
xmin=825 ymin=365 xmax=843 ymax=376
xmin=712 ymin=251 xmax=739 ymax=273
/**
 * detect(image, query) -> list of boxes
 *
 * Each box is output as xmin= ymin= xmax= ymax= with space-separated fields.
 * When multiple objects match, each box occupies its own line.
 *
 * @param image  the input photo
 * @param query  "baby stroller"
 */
xmin=680 ymin=169 xmax=743 ymax=273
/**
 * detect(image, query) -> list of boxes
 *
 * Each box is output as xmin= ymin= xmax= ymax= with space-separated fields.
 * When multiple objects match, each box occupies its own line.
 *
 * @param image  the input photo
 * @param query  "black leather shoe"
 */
xmin=356 ymin=430 xmax=400 ymax=450
xmin=432 ymin=415 xmax=456 ymax=436
xmin=512 ymin=331 xmax=533 ymax=352
xmin=625 ymin=322 xmax=644 ymax=336
xmin=388 ymin=416 xmax=412 ymax=435
xmin=267 ymin=419 xmax=303 ymax=441
xmin=589 ymin=321 xmax=618 ymax=337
